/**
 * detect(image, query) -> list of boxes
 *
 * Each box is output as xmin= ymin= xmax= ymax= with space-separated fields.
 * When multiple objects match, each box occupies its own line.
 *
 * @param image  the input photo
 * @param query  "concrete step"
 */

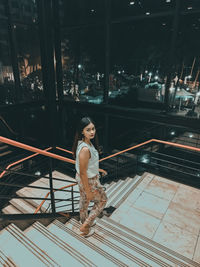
xmin=104 ymin=181 xmax=117 ymax=195
xmin=0 ymin=144 xmax=9 ymax=151
xmin=2 ymin=204 xmax=22 ymax=214
xmin=15 ymin=189 xmax=50 ymax=212
xmin=0 ymin=223 xmax=59 ymax=266
xmin=100 ymin=216 xmax=198 ymax=267
xmin=0 ymin=150 xmax=13 ymax=157
xmin=47 ymin=219 xmax=119 ymax=267
xmin=105 ymin=180 xmax=124 ymax=200
xmin=67 ymin=218 xmax=140 ymax=267
xmin=107 ymin=177 xmax=136 ymax=207
xmin=10 ymin=198 xmax=39 ymax=214
xmin=112 ymin=175 xmax=142 ymax=208
xmin=94 ymin=219 xmax=165 ymax=267
xmin=106 ymin=178 xmax=131 ymax=208
xmin=16 ymin=171 xmax=78 ymax=213
xmin=25 ymin=221 xmax=94 ymax=266
xmin=0 ymin=249 xmax=16 ymax=266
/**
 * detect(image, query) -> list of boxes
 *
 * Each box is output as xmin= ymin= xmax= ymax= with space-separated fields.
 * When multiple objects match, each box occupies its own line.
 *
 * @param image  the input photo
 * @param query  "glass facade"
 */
xmin=0 ymin=0 xmax=199 ymax=118
xmin=110 ymin=17 xmax=173 ymax=107
xmin=0 ymin=4 xmax=14 ymax=104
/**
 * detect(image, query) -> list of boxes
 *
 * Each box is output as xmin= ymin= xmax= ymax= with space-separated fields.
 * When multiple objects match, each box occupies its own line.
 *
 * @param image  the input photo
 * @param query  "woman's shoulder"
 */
xmin=77 ymin=141 xmax=90 ymax=151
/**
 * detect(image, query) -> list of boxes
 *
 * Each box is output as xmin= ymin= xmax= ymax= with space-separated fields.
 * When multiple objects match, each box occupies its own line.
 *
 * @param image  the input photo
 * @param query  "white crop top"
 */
xmin=75 ymin=141 xmax=99 ymax=178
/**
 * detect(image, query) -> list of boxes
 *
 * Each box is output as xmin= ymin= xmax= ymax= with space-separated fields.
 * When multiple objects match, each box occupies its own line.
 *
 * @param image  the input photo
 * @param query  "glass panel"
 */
xmin=61 ymin=27 xmax=104 ymax=104
xmin=111 ymin=0 xmax=175 ymax=19
xmin=169 ymin=13 xmax=200 ymax=118
xmin=181 ymin=0 xmax=200 ymax=11
xmin=0 ymin=5 xmax=15 ymax=105
xmin=15 ymin=24 xmax=43 ymax=101
xmin=110 ymin=17 xmax=173 ymax=107
xmin=60 ymin=0 xmax=105 ymax=27
xmin=11 ymin=0 xmax=37 ymax=23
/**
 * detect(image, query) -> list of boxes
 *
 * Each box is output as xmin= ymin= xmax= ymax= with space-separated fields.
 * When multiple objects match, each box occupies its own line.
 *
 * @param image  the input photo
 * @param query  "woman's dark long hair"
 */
xmin=72 ymin=117 xmax=100 ymax=158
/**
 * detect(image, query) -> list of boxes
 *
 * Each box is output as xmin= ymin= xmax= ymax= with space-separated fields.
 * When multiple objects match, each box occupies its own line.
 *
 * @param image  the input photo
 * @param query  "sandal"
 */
xmin=80 ymin=228 xmax=95 ymax=237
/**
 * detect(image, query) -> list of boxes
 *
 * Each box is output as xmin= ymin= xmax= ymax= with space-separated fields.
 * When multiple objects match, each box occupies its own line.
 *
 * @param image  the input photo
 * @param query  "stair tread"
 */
xmin=10 ymin=198 xmax=39 ymax=214
xmin=0 ymin=249 xmax=16 ymax=266
xmin=25 ymin=221 xmax=95 ymax=266
xmin=0 ymin=224 xmax=58 ymax=267
xmin=0 ymin=150 xmax=13 ymax=157
xmin=47 ymin=219 xmax=119 ymax=267
xmin=111 ymin=176 xmax=142 ymax=208
xmin=101 ymin=216 xmax=198 ymax=267
xmin=106 ymin=178 xmax=133 ymax=207
xmin=2 ymin=204 xmax=22 ymax=214
xmin=67 ymin=218 xmax=142 ymax=267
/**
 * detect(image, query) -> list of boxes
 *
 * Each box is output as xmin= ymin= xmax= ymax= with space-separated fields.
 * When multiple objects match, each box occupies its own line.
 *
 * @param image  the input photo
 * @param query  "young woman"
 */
xmin=72 ymin=117 xmax=108 ymax=237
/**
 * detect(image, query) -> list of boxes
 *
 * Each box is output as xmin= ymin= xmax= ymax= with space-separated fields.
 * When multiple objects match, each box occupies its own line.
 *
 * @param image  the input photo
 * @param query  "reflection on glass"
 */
xmin=111 ymin=0 xmax=175 ymax=19
xmin=110 ymin=18 xmax=173 ymax=107
xmin=181 ymin=0 xmax=200 ymax=11
xmin=61 ymin=27 xmax=104 ymax=104
xmin=15 ymin=24 xmax=43 ymax=102
xmin=59 ymin=0 xmax=104 ymax=26
xmin=0 ymin=6 xmax=15 ymax=105
xmin=169 ymin=14 xmax=200 ymax=118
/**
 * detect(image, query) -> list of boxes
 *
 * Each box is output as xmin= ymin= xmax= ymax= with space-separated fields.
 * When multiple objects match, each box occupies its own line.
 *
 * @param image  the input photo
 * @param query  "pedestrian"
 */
xmin=72 ymin=117 xmax=108 ymax=237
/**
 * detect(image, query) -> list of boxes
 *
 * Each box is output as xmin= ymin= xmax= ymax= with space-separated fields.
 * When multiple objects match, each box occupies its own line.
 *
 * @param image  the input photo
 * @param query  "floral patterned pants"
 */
xmin=76 ymin=173 xmax=108 ymax=227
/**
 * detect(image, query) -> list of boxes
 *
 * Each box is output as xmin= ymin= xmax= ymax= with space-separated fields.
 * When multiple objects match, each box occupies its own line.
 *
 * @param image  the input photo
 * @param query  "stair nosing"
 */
xmin=70 ymin=218 xmax=150 ymax=267
xmin=62 ymin=219 xmax=128 ymax=267
xmin=102 ymin=216 xmax=200 ymax=267
xmin=108 ymin=176 xmax=139 ymax=207
xmin=29 ymin=221 xmax=95 ymax=267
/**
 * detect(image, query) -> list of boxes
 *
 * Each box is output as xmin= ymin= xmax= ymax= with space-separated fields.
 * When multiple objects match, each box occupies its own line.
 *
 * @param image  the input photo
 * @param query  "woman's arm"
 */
xmin=79 ymin=147 xmax=94 ymax=201
xmin=99 ymin=168 xmax=108 ymax=176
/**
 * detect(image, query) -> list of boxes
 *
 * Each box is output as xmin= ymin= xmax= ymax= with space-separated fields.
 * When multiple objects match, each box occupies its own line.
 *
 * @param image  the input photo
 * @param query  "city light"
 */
xmin=129 ymin=1 xmax=135 ymax=5
xmin=170 ymin=130 xmax=176 ymax=136
xmin=146 ymin=12 xmax=150 ymax=16
xmin=140 ymin=155 xmax=150 ymax=164
xmin=189 ymin=134 xmax=193 ymax=138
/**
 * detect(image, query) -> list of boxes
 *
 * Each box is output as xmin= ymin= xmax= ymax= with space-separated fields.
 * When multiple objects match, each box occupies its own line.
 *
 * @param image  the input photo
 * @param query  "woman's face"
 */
xmin=82 ymin=122 xmax=96 ymax=141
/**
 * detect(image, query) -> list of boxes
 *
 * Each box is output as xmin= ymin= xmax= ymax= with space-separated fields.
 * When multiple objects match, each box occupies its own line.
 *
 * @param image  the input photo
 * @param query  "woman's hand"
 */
xmin=86 ymin=190 xmax=95 ymax=201
xmin=101 ymin=169 xmax=107 ymax=177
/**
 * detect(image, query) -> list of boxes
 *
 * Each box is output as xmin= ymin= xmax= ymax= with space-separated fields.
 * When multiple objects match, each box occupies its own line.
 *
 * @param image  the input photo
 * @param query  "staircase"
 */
xmin=2 ymin=171 xmax=141 ymax=214
xmin=1 ymin=217 xmax=199 ymax=266
xmin=1 ymin=172 xmax=200 ymax=267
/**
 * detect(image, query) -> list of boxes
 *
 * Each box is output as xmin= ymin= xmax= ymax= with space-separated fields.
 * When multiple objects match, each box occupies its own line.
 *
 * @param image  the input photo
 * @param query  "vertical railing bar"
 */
xmin=49 ymin=158 xmax=56 ymax=214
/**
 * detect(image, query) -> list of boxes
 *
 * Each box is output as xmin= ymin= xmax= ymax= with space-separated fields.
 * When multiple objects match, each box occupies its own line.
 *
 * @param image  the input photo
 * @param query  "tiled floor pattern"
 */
xmin=111 ymin=173 xmax=200 ymax=263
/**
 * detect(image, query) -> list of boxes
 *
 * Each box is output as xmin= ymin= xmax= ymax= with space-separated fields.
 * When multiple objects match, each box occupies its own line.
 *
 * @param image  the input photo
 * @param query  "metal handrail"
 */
xmin=0 ymin=147 xmax=52 ymax=178
xmin=56 ymin=146 xmax=73 ymax=154
xmin=34 ymin=182 xmax=77 ymax=214
xmin=1 ymin=136 xmax=200 ymax=218
xmin=100 ymin=138 xmax=200 ymax=162
xmin=0 ymin=136 xmax=75 ymax=164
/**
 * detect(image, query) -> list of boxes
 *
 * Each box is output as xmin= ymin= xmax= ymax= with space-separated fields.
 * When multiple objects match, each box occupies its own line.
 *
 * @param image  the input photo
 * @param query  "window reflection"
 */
xmin=110 ymin=18 xmax=173 ymax=107
xmin=61 ymin=27 xmax=104 ymax=104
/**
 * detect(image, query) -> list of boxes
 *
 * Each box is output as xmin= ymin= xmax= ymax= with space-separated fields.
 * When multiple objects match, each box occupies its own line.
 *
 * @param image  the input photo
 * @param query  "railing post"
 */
xmin=71 ymin=186 xmax=74 ymax=213
xmin=116 ymin=156 xmax=119 ymax=180
xmin=49 ymin=158 xmax=56 ymax=213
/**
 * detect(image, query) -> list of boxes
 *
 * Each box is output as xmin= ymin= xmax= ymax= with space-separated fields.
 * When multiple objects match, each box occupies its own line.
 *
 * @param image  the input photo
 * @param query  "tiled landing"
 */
xmin=111 ymin=172 xmax=200 ymax=263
